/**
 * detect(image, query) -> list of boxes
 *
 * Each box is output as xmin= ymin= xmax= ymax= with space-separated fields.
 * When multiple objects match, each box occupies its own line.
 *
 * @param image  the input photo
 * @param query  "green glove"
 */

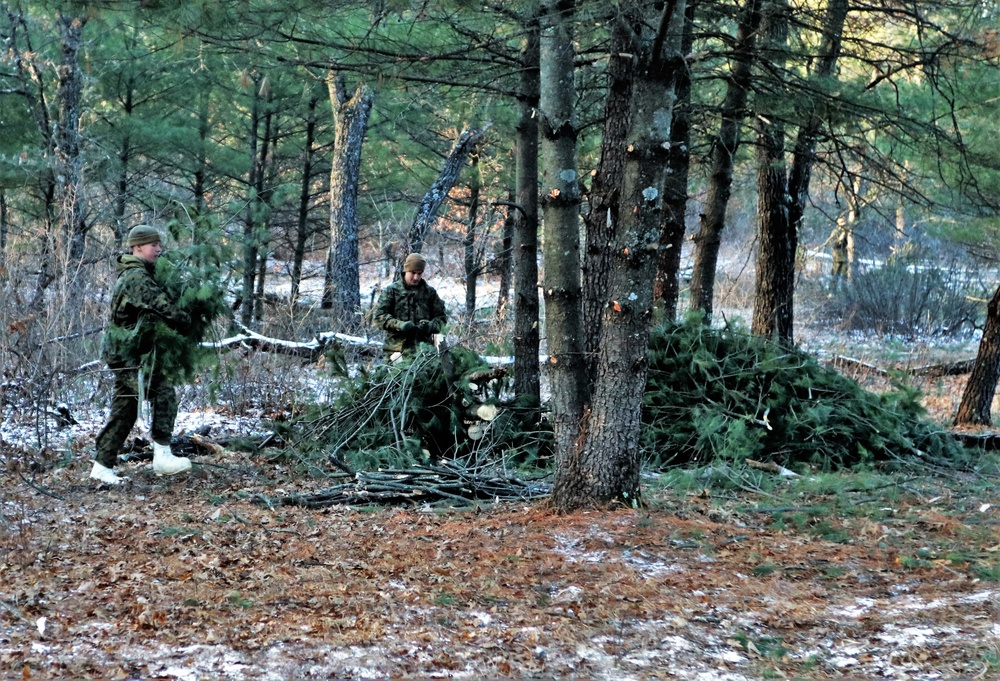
xmin=418 ymin=320 xmax=431 ymax=334
xmin=400 ymin=321 xmax=416 ymax=335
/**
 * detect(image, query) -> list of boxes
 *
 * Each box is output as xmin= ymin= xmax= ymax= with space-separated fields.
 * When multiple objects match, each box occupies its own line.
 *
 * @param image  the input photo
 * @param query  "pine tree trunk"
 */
xmin=955 ymin=284 xmax=1000 ymax=426
xmin=113 ymin=79 xmax=134 ymax=246
xmin=322 ymin=75 xmax=373 ymax=328
xmin=554 ymin=0 xmax=687 ymax=510
xmin=291 ymin=93 xmax=319 ymax=307
xmin=654 ymin=0 xmax=697 ymax=320
xmin=56 ymin=12 xmax=87 ymax=265
xmin=751 ymin=0 xmax=793 ymax=342
xmin=497 ymin=189 xmax=515 ymax=315
xmin=787 ymin=0 xmax=849 ymax=241
xmin=240 ymin=75 xmax=262 ymax=327
xmin=688 ymin=0 xmax=763 ymax=320
xmin=513 ymin=4 xmax=542 ymax=404
xmin=539 ymin=0 xmax=588 ymax=473
xmin=582 ymin=17 xmax=636 ymax=384
xmin=464 ymin=152 xmax=482 ymax=321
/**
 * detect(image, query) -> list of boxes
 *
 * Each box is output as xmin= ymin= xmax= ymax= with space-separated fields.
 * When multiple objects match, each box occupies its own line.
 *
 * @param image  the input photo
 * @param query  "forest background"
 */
xmin=1 ymin=0 xmax=1000 ymax=494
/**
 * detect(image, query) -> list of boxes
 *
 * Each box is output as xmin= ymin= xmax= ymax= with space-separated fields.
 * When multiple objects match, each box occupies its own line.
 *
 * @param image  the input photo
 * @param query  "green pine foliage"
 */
xmin=641 ymin=318 xmax=963 ymax=471
xmin=273 ymin=346 xmax=552 ymax=474
xmin=137 ymin=212 xmax=231 ymax=384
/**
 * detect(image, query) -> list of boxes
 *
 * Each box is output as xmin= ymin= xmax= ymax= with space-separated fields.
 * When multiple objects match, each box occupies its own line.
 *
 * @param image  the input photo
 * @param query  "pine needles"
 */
xmin=642 ymin=318 xmax=964 ymax=471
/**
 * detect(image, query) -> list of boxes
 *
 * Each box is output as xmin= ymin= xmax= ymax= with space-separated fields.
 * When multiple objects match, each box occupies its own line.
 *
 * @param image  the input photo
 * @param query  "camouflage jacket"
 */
xmin=100 ymin=255 xmax=190 ymax=366
xmin=373 ymin=278 xmax=447 ymax=353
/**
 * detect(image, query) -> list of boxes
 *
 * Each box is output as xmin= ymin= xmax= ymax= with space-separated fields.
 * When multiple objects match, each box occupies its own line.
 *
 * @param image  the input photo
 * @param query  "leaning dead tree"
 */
xmin=399 ymin=125 xmax=490 ymax=267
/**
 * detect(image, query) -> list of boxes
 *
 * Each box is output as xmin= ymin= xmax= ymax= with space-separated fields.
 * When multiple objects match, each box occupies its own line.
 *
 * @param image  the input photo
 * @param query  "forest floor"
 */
xmin=2 ymin=405 xmax=1000 ymax=680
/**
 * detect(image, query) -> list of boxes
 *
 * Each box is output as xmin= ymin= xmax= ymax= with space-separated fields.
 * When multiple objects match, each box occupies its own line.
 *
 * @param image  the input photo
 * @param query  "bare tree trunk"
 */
xmin=322 ymin=74 xmax=373 ymax=328
xmin=554 ymin=0 xmax=687 ymax=511
xmin=786 ymin=0 xmax=849 ymax=244
xmin=582 ymin=17 xmax=636 ymax=384
xmin=464 ymin=151 xmax=482 ymax=321
xmin=540 ymin=0 xmax=588 ymax=472
xmin=513 ymin=3 xmax=542 ymax=404
xmin=654 ymin=0 xmax=697 ymax=320
xmin=240 ymin=73 xmax=263 ymax=327
xmin=955 ymin=284 xmax=1000 ymax=426
xmin=253 ymin=102 xmax=278 ymax=323
xmin=752 ymin=0 xmax=792 ymax=342
xmin=687 ymin=0 xmax=763 ymax=320
xmin=291 ymin=92 xmax=319 ymax=307
xmin=56 ymin=12 xmax=87 ymax=266
xmin=112 ymin=77 xmax=134 ymax=246
xmin=496 ymin=189 xmax=515 ymax=315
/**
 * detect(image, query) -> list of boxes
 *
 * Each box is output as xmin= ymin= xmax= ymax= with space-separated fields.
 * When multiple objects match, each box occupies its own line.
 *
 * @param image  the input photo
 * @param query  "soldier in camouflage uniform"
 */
xmin=90 ymin=225 xmax=194 ymax=485
xmin=374 ymin=253 xmax=447 ymax=359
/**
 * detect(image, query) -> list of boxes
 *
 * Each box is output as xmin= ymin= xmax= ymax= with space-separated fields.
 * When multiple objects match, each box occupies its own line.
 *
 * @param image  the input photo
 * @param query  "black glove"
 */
xmin=418 ymin=320 xmax=431 ymax=334
xmin=399 ymin=321 xmax=416 ymax=335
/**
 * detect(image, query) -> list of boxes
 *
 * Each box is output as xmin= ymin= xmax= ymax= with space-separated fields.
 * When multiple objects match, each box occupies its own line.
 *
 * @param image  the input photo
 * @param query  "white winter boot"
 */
xmin=90 ymin=461 xmax=125 ymax=485
xmin=152 ymin=442 xmax=192 ymax=477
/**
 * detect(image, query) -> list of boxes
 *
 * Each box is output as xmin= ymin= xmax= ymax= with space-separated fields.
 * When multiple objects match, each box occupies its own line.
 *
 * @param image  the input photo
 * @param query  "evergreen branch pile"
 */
xmin=273 ymin=345 xmax=551 ymax=474
xmin=642 ymin=318 xmax=963 ymax=470
xmin=268 ymin=462 xmax=552 ymax=509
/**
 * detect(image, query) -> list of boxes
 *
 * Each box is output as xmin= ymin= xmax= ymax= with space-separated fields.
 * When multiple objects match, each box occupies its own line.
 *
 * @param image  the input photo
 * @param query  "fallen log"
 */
xmin=831 ymin=355 xmax=977 ymax=378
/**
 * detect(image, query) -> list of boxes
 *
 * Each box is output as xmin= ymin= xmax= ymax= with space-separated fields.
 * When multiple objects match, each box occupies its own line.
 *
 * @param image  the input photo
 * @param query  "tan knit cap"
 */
xmin=125 ymin=224 xmax=162 ymax=247
xmin=403 ymin=253 xmax=426 ymax=273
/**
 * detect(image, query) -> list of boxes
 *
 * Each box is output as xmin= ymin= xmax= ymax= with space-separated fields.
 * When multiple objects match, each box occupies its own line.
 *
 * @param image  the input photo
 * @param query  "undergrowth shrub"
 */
xmin=641 ymin=318 xmax=963 ymax=470
xmin=272 ymin=345 xmax=551 ymax=474
xmin=833 ymin=262 xmax=981 ymax=337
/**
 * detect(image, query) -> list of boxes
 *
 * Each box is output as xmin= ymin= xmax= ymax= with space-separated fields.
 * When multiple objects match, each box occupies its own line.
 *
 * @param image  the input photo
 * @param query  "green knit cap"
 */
xmin=125 ymin=224 xmax=162 ymax=247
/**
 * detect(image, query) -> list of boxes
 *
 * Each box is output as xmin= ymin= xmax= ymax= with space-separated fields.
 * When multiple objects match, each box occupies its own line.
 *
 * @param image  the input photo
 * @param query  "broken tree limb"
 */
xmin=402 ymin=124 xmax=492 ymax=261
xmin=831 ymin=355 xmax=976 ymax=378
xmin=206 ymin=322 xmax=380 ymax=361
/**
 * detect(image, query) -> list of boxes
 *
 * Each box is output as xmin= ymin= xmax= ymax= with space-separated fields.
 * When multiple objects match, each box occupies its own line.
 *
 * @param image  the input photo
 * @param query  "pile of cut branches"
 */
xmin=270 ymin=345 xmax=551 ymax=476
xmin=642 ymin=318 xmax=965 ymax=470
xmin=266 ymin=461 xmax=551 ymax=508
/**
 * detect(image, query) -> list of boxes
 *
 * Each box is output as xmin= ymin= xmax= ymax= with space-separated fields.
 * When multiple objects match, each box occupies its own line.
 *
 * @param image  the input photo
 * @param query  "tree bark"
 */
xmin=539 ymin=0 xmax=588 ymax=471
xmin=496 ymin=189 xmax=515 ymax=315
xmin=240 ymin=73 xmax=263 ymax=327
xmin=291 ymin=92 xmax=319 ymax=307
xmin=786 ymin=0 xmax=849 ymax=240
xmin=751 ymin=0 xmax=793 ymax=342
xmin=955 ymin=284 xmax=1000 ymax=426
xmin=56 ymin=12 xmax=87 ymax=266
xmin=464 ymin=151 xmax=482 ymax=321
xmin=512 ymin=3 xmax=542 ymax=404
xmin=582 ymin=16 xmax=636 ymax=384
xmin=654 ymin=0 xmax=697 ymax=320
xmin=322 ymin=74 xmax=373 ymax=328
xmin=687 ymin=0 xmax=763 ymax=320
xmin=554 ymin=0 xmax=687 ymax=510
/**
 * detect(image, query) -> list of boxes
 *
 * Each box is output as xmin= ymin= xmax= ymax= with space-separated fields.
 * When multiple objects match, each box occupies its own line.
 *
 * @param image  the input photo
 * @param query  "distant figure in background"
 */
xmin=90 ymin=225 xmax=194 ymax=486
xmin=374 ymin=252 xmax=447 ymax=360
xmin=828 ymin=218 xmax=850 ymax=294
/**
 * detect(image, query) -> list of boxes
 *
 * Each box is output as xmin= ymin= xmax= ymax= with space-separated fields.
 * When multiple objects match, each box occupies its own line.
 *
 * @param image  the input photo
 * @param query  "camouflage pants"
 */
xmin=93 ymin=364 xmax=177 ymax=468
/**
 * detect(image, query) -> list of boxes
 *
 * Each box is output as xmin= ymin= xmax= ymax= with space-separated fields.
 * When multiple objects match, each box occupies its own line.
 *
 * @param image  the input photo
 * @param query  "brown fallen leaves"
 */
xmin=0 ymin=455 xmax=998 ymax=679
